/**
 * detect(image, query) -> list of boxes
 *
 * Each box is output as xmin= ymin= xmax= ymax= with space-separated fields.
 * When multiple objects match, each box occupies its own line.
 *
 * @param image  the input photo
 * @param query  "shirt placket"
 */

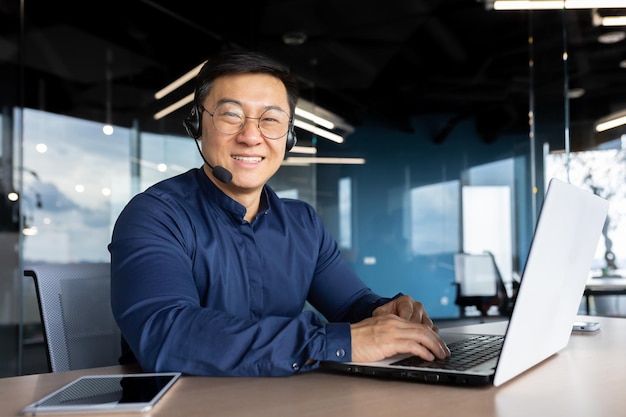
xmin=240 ymin=223 xmax=263 ymax=319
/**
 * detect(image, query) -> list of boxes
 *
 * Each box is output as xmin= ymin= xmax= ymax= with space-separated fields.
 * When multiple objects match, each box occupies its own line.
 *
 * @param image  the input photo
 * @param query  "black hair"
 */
xmin=194 ymin=50 xmax=299 ymax=117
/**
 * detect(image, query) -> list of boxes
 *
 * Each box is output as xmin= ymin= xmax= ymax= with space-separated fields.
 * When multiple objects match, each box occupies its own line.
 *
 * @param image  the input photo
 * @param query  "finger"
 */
xmin=409 ymin=303 xmax=431 ymax=326
xmin=391 ymin=319 xmax=449 ymax=359
xmin=399 ymin=331 xmax=449 ymax=361
xmin=396 ymin=299 xmax=414 ymax=320
xmin=408 ymin=343 xmax=436 ymax=361
xmin=421 ymin=331 xmax=450 ymax=359
xmin=421 ymin=312 xmax=434 ymax=328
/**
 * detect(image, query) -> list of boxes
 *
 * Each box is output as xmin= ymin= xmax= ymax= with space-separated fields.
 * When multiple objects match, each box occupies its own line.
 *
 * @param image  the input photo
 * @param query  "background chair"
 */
xmin=25 ymin=263 xmax=121 ymax=372
xmin=453 ymin=252 xmax=513 ymax=317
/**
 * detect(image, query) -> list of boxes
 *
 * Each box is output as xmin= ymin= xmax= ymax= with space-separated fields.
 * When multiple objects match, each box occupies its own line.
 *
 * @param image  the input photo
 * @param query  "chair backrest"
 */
xmin=454 ymin=253 xmax=500 ymax=297
xmin=25 ymin=263 xmax=121 ymax=372
xmin=453 ymin=252 xmax=511 ymax=316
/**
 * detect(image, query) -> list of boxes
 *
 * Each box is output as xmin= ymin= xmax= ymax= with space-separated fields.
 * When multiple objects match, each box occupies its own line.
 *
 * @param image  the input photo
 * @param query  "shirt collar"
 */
xmin=195 ymin=167 xmax=272 ymax=222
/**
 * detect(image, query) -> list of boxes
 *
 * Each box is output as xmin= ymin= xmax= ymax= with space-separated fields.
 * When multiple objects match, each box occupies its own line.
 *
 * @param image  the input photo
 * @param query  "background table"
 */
xmin=584 ymin=277 xmax=626 ymax=315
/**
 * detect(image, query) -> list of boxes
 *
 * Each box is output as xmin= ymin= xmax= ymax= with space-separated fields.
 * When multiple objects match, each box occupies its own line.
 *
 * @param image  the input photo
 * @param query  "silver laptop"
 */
xmin=321 ymin=178 xmax=609 ymax=387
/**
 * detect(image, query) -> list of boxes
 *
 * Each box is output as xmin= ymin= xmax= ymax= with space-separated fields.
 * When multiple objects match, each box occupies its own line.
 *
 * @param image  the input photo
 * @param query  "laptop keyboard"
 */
xmin=390 ymin=334 xmax=504 ymax=371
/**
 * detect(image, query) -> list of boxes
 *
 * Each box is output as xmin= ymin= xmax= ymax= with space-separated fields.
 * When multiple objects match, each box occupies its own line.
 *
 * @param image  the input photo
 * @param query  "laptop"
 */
xmin=321 ymin=178 xmax=609 ymax=387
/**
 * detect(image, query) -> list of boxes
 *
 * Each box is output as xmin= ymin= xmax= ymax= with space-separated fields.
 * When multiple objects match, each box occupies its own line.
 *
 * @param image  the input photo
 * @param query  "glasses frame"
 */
xmin=199 ymin=103 xmax=292 ymax=140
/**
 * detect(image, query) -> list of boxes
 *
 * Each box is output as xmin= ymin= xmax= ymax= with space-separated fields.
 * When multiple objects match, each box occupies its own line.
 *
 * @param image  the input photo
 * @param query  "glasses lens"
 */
xmin=258 ymin=108 xmax=290 ymax=139
xmin=211 ymin=102 xmax=290 ymax=139
xmin=212 ymin=102 xmax=245 ymax=134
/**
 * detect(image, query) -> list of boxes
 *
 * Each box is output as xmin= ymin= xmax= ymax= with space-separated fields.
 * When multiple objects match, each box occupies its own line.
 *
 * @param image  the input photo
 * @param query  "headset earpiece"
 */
xmin=286 ymin=124 xmax=297 ymax=152
xmin=183 ymin=102 xmax=201 ymax=139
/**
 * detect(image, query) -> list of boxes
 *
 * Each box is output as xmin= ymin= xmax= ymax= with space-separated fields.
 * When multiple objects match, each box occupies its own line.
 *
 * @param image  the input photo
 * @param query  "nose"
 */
xmin=238 ymin=117 xmax=263 ymax=142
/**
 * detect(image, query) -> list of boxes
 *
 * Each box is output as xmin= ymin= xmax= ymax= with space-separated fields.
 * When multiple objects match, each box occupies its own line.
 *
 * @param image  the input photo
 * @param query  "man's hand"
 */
xmin=350 ymin=295 xmax=450 ymax=363
xmin=373 ymin=295 xmax=439 ymax=332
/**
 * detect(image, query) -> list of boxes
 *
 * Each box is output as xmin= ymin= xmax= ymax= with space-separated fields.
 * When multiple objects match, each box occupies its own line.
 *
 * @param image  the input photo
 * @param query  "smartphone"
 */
xmin=573 ymin=321 xmax=601 ymax=332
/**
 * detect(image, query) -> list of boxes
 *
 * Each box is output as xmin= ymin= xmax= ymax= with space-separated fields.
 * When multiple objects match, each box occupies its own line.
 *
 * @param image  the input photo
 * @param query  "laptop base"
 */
xmin=319 ymin=361 xmax=493 ymax=387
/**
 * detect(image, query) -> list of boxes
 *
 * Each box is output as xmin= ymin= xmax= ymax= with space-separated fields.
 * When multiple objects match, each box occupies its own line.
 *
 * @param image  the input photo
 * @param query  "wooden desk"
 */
xmin=584 ymin=277 xmax=626 ymax=315
xmin=4 ymin=316 xmax=625 ymax=417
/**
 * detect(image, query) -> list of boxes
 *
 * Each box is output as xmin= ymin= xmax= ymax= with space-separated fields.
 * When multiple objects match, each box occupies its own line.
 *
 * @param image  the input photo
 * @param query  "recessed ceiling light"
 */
xmin=282 ymin=32 xmax=308 ymax=46
xmin=568 ymin=88 xmax=585 ymax=99
xmin=598 ymin=31 xmax=626 ymax=44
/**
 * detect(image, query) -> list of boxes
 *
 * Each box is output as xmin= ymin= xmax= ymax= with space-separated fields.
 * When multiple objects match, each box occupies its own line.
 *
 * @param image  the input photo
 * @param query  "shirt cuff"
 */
xmin=324 ymin=322 xmax=352 ymax=361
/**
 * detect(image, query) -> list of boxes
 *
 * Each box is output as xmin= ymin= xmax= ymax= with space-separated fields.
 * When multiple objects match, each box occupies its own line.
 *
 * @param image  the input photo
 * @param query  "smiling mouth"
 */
xmin=232 ymin=156 xmax=263 ymax=163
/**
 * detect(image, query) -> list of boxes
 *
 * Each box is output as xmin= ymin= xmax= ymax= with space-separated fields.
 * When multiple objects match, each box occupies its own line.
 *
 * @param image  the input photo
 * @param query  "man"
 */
xmin=109 ymin=50 xmax=449 ymax=377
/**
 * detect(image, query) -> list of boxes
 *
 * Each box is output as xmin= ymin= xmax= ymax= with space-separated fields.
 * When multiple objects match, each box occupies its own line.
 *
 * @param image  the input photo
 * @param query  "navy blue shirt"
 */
xmin=109 ymin=168 xmax=393 ymax=376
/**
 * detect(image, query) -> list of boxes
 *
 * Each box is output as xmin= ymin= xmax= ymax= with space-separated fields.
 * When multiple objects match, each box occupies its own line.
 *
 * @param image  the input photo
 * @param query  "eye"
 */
xmin=261 ymin=116 xmax=280 ymax=124
xmin=260 ymin=110 xmax=289 ymax=125
xmin=222 ymin=111 xmax=243 ymax=120
xmin=216 ymin=104 xmax=244 ymax=124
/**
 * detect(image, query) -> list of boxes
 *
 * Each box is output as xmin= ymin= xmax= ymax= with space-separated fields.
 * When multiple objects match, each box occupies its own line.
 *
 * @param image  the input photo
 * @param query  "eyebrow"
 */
xmin=214 ymin=98 xmax=241 ymax=107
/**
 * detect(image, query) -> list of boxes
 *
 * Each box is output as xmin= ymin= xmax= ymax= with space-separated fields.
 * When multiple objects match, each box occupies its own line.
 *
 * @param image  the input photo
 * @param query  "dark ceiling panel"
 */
xmin=1 ymin=0 xmax=625 ymax=149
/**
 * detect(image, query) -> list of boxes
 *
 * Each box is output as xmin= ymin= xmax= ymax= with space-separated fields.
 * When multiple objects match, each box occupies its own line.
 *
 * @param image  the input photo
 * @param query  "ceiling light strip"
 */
xmin=601 ymin=16 xmax=626 ymax=26
xmin=155 ymin=62 xmax=206 ymax=100
xmin=493 ymin=0 xmax=626 ymax=10
xmin=293 ymin=119 xmax=344 ymax=143
xmin=290 ymin=145 xmax=317 ymax=154
xmin=283 ymin=157 xmax=366 ymax=165
xmin=153 ymin=93 xmax=194 ymax=120
xmin=596 ymin=115 xmax=626 ymax=132
xmin=294 ymin=107 xmax=335 ymax=129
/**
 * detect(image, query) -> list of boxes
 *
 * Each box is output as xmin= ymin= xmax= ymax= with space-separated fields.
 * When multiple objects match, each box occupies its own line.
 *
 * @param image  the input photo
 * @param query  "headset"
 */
xmin=183 ymin=101 xmax=297 ymax=151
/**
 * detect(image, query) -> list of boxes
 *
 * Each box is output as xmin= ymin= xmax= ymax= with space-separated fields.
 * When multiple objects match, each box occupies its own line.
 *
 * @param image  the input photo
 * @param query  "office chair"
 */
xmin=453 ymin=252 xmax=511 ymax=317
xmin=25 ymin=263 xmax=121 ymax=372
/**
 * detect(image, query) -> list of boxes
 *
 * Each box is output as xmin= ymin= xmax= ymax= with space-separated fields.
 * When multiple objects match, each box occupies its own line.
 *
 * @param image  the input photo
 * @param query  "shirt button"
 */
xmin=292 ymin=362 xmax=300 ymax=371
xmin=335 ymin=349 xmax=346 ymax=358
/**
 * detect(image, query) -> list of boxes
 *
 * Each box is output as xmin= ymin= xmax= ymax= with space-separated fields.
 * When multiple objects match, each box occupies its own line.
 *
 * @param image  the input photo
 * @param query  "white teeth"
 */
xmin=233 ymin=156 xmax=262 ymax=162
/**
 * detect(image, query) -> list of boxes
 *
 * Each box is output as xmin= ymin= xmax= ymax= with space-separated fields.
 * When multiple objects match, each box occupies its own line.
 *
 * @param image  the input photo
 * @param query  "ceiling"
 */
xmin=3 ymin=0 xmax=626 ymax=150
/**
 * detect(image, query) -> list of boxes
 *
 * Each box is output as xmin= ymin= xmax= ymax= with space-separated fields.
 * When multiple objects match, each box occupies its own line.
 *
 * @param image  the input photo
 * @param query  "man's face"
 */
xmin=199 ymin=73 xmax=290 ymax=198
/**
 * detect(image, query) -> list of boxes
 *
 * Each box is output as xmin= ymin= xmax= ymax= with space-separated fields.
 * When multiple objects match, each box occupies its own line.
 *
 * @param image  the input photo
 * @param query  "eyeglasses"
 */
xmin=199 ymin=102 xmax=291 ymax=140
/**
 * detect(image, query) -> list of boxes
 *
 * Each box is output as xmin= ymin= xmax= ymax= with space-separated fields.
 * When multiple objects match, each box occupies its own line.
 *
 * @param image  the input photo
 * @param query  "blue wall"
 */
xmin=316 ymin=115 xmax=533 ymax=318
